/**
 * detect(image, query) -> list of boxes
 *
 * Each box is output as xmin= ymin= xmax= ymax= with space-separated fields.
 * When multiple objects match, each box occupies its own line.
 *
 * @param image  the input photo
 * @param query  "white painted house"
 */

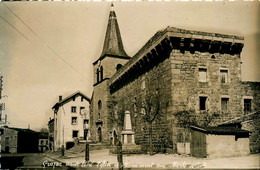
xmin=52 ymin=91 xmax=91 ymax=150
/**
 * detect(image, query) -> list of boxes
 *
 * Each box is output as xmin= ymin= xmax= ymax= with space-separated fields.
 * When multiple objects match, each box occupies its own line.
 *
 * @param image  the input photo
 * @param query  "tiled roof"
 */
xmin=95 ymin=4 xmax=129 ymax=64
xmin=191 ymin=126 xmax=250 ymax=134
xmin=52 ymin=90 xmax=90 ymax=109
xmin=8 ymin=127 xmax=37 ymax=133
xmin=219 ymin=111 xmax=260 ymax=126
xmin=39 ymin=132 xmax=48 ymax=138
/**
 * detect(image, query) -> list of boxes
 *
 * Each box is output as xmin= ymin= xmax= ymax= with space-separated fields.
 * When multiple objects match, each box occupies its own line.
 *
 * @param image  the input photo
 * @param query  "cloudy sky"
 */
xmin=0 ymin=1 xmax=259 ymax=131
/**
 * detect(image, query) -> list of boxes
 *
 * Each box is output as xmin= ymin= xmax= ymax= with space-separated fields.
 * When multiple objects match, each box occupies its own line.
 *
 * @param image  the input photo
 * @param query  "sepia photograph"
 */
xmin=0 ymin=0 xmax=259 ymax=169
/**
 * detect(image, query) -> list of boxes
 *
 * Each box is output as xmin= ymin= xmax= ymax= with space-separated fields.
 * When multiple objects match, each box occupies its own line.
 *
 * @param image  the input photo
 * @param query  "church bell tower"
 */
xmin=91 ymin=3 xmax=130 ymax=144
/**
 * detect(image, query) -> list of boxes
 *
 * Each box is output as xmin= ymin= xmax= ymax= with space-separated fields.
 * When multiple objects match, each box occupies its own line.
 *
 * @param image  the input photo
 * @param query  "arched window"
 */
xmin=96 ymin=68 xmax=100 ymax=83
xmin=98 ymin=113 xmax=101 ymax=119
xmin=98 ymin=100 xmax=102 ymax=110
xmin=100 ymin=66 xmax=103 ymax=81
xmin=116 ymin=64 xmax=122 ymax=71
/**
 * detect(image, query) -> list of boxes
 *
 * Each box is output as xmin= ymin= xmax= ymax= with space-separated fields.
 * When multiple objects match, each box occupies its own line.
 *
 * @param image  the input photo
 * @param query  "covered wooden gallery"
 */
xmin=190 ymin=126 xmax=250 ymax=158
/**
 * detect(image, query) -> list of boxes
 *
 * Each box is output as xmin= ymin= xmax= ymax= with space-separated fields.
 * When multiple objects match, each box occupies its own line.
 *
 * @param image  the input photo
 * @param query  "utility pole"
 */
xmin=85 ymin=130 xmax=89 ymax=162
xmin=0 ymin=76 xmax=7 ymax=126
xmin=0 ymin=76 xmax=3 ymax=123
xmin=61 ymin=125 xmax=65 ymax=157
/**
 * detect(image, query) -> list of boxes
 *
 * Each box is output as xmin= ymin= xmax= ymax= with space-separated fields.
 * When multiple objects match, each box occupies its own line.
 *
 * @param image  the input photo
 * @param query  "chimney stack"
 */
xmin=59 ymin=96 xmax=62 ymax=102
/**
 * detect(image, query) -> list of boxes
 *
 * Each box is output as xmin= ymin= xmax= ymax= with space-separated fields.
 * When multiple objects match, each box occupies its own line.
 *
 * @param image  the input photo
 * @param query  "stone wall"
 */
xmin=241 ymin=113 xmax=260 ymax=153
xmin=108 ymin=47 xmax=259 ymax=153
xmin=1 ymin=127 xmax=18 ymax=153
xmin=91 ymin=54 xmax=130 ymax=145
xmin=110 ymin=56 xmax=173 ymax=153
xmin=206 ymin=134 xmax=250 ymax=158
xmin=170 ymin=50 xmax=260 ymax=145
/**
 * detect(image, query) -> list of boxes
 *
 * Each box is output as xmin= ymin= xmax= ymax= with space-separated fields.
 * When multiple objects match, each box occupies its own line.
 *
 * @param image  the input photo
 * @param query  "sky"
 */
xmin=0 ymin=1 xmax=259 ymax=131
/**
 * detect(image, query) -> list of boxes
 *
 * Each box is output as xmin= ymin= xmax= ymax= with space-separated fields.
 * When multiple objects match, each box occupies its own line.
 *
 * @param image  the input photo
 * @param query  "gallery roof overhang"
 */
xmin=108 ymin=26 xmax=244 ymax=93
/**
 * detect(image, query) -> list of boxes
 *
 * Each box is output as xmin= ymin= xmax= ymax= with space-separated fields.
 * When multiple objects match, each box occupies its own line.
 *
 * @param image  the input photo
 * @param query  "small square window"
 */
xmin=220 ymin=70 xmax=228 ymax=83
xmin=221 ymin=98 xmax=229 ymax=110
xmin=71 ymin=106 xmax=76 ymax=113
xmin=199 ymin=96 xmax=207 ymax=110
xmin=199 ymin=68 xmax=207 ymax=82
xmin=84 ymin=119 xmax=89 ymax=124
xmin=71 ymin=117 xmax=77 ymax=125
xmin=72 ymin=130 xmax=78 ymax=138
xmin=80 ymin=107 xmax=85 ymax=114
xmin=244 ymin=99 xmax=252 ymax=112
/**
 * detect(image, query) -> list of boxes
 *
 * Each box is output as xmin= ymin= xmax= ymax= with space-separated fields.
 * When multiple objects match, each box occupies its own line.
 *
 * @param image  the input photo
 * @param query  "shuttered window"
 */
xmin=199 ymin=68 xmax=207 ymax=82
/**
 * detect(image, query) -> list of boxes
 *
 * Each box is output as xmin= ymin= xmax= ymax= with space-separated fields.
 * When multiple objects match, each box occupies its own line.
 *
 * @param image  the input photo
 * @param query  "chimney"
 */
xmin=59 ymin=96 xmax=62 ymax=102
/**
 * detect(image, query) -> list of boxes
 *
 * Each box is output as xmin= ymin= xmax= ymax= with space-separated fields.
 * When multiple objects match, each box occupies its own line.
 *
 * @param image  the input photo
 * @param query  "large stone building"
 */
xmin=52 ymin=91 xmax=91 ymax=150
xmin=90 ymin=4 xmax=260 ymax=153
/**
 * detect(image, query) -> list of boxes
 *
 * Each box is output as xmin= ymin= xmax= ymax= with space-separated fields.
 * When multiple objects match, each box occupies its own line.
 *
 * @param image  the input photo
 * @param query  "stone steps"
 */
xmin=68 ymin=143 xmax=108 ymax=153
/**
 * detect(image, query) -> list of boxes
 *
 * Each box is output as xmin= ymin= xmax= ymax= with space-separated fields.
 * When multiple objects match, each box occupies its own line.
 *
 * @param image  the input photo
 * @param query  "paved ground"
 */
xmin=1 ymin=153 xmax=64 ymax=169
xmin=44 ymin=149 xmax=260 ymax=169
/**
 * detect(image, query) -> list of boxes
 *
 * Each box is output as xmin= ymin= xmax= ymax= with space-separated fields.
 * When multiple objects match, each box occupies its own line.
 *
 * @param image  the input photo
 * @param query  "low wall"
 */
xmin=206 ymin=134 xmax=249 ymax=158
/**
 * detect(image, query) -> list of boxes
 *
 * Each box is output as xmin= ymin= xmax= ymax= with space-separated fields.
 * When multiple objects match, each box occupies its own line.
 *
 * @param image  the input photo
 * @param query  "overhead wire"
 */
xmin=0 ymin=15 xmax=29 ymax=41
xmin=2 ymin=3 xmax=108 ymax=94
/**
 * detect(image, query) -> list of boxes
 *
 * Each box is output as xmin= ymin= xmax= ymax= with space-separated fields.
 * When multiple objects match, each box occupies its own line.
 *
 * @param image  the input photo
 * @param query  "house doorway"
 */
xmin=84 ymin=130 xmax=88 ymax=140
xmin=113 ymin=130 xmax=117 ymax=145
xmin=97 ymin=127 xmax=102 ymax=143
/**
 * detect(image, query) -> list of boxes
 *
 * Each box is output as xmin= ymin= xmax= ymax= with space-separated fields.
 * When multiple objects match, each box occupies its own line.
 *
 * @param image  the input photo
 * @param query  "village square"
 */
xmin=0 ymin=1 xmax=259 ymax=169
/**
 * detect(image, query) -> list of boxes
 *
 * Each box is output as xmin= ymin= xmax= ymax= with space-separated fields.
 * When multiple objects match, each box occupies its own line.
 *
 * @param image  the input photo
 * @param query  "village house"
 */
xmin=38 ymin=131 xmax=49 ymax=152
xmin=0 ymin=126 xmax=39 ymax=153
xmin=51 ymin=91 xmax=91 ymax=150
xmin=48 ymin=118 xmax=54 ymax=151
xmin=90 ymin=4 xmax=260 ymax=154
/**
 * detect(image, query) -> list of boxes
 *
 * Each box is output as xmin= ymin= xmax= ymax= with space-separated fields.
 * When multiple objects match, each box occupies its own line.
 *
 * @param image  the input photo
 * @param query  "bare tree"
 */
xmin=174 ymin=110 xmax=220 ymax=128
xmin=39 ymin=127 xmax=48 ymax=133
xmin=174 ymin=110 xmax=220 ymax=153
xmin=136 ymin=69 xmax=168 ymax=155
xmin=108 ymin=98 xmax=124 ymax=169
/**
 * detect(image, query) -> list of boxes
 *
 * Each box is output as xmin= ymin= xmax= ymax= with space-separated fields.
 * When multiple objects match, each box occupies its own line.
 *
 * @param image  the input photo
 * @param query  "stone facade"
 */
xmin=90 ymin=5 xmax=259 ymax=153
xmin=0 ymin=127 xmax=39 ymax=153
xmin=90 ymin=4 xmax=130 ymax=145
xmin=1 ymin=127 xmax=19 ymax=153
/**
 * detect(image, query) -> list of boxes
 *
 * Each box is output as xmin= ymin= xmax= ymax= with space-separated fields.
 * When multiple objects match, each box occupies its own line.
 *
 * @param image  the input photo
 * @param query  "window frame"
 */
xmin=71 ymin=106 xmax=77 ymax=113
xmin=98 ymin=100 xmax=102 ymax=110
xmin=71 ymin=117 xmax=78 ymax=125
xmin=244 ymin=98 xmax=252 ymax=112
xmin=220 ymin=68 xmax=228 ymax=84
xmin=84 ymin=119 xmax=89 ymax=125
xmin=198 ymin=67 xmax=207 ymax=82
xmin=80 ymin=107 xmax=85 ymax=114
xmin=72 ymin=130 xmax=79 ymax=138
xmin=221 ymin=97 xmax=229 ymax=111
xmin=199 ymin=96 xmax=207 ymax=111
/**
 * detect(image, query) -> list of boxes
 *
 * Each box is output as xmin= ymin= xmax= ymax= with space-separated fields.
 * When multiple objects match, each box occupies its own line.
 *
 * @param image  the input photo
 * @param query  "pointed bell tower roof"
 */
xmin=95 ymin=3 xmax=130 ymax=64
